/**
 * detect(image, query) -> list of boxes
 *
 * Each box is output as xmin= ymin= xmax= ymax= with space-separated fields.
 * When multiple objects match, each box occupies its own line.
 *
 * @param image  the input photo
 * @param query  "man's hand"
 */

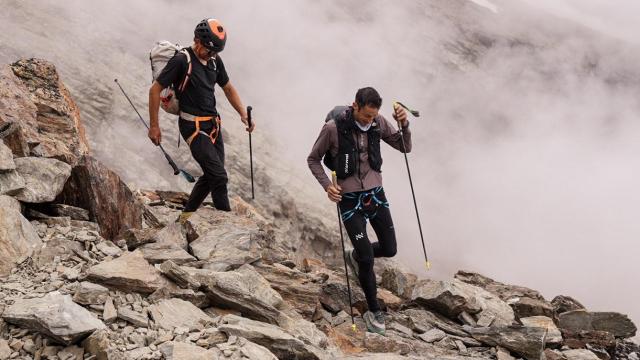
xmin=326 ymin=184 xmax=342 ymax=203
xmin=241 ymin=116 xmax=256 ymax=133
xmin=393 ymin=105 xmax=408 ymax=127
xmin=148 ymin=126 xmax=161 ymax=146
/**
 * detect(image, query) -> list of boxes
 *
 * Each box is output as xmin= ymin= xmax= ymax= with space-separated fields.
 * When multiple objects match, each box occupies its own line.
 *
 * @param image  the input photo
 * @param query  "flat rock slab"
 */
xmin=159 ymin=341 xmax=219 ymax=360
xmin=218 ymin=314 xmax=324 ymax=360
xmin=558 ymin=310 xmax=637 ymax=338
xmin=3 ymin=291 xmax=105 ymax=345
xmin=465 ymin=325 xmax=546 ymax=360
xmin=0 ymin=195 xmax=42 ymax=275
xmin=188 ymin=264 xmax=284 ymax=325
xmin=14 ymin=157 xmax=71 ymax=203
xmin=412 ymin=278 xmax=515 ymax=327
xmin=139 ymin=243 xmax=196 ymax=265
xmin=148 ymin=298 xmax=213 ymax=331
xmin=72 ymin=281 xmax=109 ymax=305
xmin=85 ymin=250 xmax=168 ymax=294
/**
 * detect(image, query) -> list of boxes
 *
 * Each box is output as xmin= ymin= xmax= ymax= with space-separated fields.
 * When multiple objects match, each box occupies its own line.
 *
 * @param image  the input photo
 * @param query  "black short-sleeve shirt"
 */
xmin=156 ymin=47 xmax=229 ymax=116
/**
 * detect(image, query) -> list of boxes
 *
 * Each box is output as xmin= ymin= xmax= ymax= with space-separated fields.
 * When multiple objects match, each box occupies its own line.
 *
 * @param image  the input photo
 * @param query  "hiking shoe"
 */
xmin=363 ymin=310 xmax=386 ymax=335
xmin=345 ymin=249 xmax=360 ymax=279
xmin=176 ymin=211 xmax=194 ymax=225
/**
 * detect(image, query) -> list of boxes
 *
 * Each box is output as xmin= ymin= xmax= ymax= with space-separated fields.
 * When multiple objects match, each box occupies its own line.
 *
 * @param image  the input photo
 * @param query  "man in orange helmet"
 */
xmin=148 ymin=18 xmax=254 ymax=222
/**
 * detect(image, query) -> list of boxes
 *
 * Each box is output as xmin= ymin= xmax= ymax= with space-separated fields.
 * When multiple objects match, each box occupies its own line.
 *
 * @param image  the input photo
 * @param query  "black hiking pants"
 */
xmin=339 ymin=187 xmax=397 ymax=312
xmin=179 ymin=118 xmax=231 ymax=212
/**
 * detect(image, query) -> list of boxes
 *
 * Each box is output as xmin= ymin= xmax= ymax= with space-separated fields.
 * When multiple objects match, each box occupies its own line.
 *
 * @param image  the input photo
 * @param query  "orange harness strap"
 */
xmin=186 ymin=116 xmax=221 ymax=146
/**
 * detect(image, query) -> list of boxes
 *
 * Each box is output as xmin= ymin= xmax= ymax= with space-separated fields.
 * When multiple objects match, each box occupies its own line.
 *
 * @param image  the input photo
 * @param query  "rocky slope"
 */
xmin=0 ymin=58 xmax=638 ymax=360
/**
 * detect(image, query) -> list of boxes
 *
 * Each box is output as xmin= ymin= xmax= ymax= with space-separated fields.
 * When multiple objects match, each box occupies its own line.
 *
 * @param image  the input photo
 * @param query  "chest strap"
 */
xmin=180 ymin=112 xmax=222 ymax=146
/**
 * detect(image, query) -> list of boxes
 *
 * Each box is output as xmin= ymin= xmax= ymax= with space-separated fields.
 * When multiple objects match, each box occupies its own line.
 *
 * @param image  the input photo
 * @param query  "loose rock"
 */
xmin=3 ymin=292 xmax=106 ymax=345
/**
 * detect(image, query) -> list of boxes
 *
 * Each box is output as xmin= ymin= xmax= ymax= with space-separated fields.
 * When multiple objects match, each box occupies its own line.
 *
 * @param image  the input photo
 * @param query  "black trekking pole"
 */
xmin=114 ymin=79 xmax=195 ymax=183
xmin=332 ymin=171 xmax=357 ymax=332
xmin=393 ymin=101 xmax=430 ymax=270
xmin=247 ymin=106 xmax=255 ymax=199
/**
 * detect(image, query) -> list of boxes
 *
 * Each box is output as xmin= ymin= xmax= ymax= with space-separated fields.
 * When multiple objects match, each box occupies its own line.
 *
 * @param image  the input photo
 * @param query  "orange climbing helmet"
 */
xmin=194 ymin=18 xmax=227 ymax=53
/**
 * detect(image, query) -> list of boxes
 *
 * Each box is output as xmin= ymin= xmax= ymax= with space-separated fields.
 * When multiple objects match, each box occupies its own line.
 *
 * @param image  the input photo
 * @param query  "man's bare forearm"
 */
xmin=223 ymin=82 xmax=247 ymax=119
xmin=148 ymin=81 xmax=163 ymax=128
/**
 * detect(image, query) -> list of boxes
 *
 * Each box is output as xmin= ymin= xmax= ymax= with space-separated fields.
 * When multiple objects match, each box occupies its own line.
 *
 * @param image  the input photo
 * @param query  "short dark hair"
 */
xmin=355 ymin=87 xmax=382 ymax=109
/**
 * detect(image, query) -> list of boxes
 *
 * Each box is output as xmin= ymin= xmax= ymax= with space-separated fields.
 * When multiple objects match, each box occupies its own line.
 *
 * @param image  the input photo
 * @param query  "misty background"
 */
xmin=1 ymin=0 xmax=639 ymax=340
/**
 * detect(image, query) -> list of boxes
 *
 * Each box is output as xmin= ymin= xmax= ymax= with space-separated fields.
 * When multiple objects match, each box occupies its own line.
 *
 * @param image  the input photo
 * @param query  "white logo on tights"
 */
xmin=355 ymin=233 xmax=364 ymax=240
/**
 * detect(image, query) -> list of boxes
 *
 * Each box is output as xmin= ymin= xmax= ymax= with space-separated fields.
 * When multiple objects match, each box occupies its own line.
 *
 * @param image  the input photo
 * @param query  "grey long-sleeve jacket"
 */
xmin=307 ymin=111 xmax=411 ymax=193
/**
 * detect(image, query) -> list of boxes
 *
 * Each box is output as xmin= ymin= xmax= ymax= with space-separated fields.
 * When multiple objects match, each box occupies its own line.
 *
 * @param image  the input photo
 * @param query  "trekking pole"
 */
xmin=332 ymin=171 xmax=357 ymax=332
xmin=393 ymin=101 xmax=430 ymax=270
xmin=247 ymin=106 xmax=255 ymax=199
xmin=113 ymin=79 xmax=195 ymax=183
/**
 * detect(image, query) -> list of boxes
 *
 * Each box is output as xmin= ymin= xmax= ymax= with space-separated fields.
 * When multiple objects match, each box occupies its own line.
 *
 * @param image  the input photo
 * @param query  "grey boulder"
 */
xmin=218 ymin=314 xmax=325 ymax=360
xmin=465 ymin=325 xmax=546 ymax=360
xmin=85 ymin=250 xmax=168 ymax=294
xmin=411 ymin=278 xmax=515 ymax=326
xmin=3 ymin=292 xmax=106 ymax=345
xmin=0 ymin=195 xmax=42 ymax=275
xmin=14 ymin=157 xmax=71 ymax=203
xmin=148 ymin=298 xmax=213 ymax=331
xmin=0 ymin=170 xmax=24 ymax=195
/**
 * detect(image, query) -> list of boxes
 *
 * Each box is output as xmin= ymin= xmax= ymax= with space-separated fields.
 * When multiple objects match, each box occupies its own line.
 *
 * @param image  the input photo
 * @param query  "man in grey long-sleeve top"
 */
xmin=307 ymin=87 xmax=410 ymax=335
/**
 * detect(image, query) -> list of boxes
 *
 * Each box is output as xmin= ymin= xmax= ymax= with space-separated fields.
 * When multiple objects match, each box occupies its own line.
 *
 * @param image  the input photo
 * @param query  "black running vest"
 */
xmin=323 ymin=106 xmax=382 ymax=179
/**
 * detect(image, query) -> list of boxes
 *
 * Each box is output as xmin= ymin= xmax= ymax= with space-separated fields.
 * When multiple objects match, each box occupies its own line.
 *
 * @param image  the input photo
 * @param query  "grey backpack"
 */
xmin=149 ymin=41 xmax=192 ymax=115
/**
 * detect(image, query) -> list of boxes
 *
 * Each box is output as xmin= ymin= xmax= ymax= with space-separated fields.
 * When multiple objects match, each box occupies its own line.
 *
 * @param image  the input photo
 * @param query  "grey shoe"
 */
xmin=363 ymin=310 xmax=386 ymax=335
xmin=345 ymin=249 xmax=360 ymax=279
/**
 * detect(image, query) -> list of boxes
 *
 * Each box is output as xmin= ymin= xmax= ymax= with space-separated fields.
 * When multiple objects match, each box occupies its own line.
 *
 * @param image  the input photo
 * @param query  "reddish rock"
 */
xmin=561 ymin=329 xmax=616 ymax=351
xmin=56 ymin=155 xmax=143 ymax=240
xmin=0 ymin=65 xmax=37 ymax=157
xmin=8 ymin=59 xmax=89 ymax=164
xmin=0 ymin=121 xmax=29 ymax=157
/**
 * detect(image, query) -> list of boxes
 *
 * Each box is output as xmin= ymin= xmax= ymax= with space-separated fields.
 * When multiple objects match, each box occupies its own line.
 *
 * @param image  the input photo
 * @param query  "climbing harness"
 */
xmin=179 ymin=112 xmax=222 ymax=146
xmin=340 ymin=187 xmax=389 ymax=222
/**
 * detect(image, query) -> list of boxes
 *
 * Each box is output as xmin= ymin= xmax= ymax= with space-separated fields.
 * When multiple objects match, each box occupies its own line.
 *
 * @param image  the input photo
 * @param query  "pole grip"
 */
xmin=331 ymin=171 xmax=338 ymax=187
xmin=247 ymin=106 xmax=253 ymax=127
xmin=393 ymin=102 xmax=404 ymax=135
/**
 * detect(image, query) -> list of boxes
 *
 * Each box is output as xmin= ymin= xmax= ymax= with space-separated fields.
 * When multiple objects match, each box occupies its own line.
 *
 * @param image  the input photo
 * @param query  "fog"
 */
xmin=1 ymin=0 xmax=639 ymax=338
